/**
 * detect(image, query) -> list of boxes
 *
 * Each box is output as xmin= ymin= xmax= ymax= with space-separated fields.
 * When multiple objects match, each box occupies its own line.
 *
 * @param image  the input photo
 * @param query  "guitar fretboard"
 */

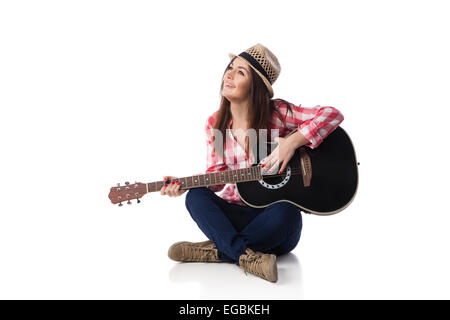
xmin=146 ymin=166 xmax=262 ymax=193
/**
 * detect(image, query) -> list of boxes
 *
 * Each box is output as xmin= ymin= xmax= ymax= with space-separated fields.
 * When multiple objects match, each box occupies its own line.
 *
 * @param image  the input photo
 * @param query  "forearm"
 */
xmin=287 ymin=130 xmax=309 ymax=150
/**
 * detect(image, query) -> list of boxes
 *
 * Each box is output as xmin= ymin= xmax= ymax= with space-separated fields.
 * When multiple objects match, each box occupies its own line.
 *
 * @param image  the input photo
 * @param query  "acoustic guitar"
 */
xmin=108 ymin=126 xmax=359 ymax=215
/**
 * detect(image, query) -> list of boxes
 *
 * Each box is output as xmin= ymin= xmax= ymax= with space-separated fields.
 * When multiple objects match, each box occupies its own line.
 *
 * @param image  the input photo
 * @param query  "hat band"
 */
xmin=238 ymin=52 xmax=272 ymax=85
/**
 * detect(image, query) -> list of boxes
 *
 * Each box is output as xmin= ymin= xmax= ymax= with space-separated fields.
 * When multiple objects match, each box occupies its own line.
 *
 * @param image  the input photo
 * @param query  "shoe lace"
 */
xmin=240 ymin=249 xmax=266 ymax=278
xmin=184 ymin=244 xmax=219 ymax=261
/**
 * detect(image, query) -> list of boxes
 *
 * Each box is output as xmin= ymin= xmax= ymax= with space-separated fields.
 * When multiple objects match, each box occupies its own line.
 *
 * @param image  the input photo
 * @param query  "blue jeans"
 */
xmin=185 ymin=187 xmax=302 ymax=265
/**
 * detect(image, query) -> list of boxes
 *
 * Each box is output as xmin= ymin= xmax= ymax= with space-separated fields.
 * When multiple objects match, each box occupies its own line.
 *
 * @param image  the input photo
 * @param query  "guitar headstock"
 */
xmin=108 ymin=181 xmax=147 ymax=206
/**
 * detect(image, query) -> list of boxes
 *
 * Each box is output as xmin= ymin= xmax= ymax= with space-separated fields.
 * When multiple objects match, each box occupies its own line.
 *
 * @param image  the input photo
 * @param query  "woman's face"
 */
xmin=221 ymin=57 xmax=252 ymax=102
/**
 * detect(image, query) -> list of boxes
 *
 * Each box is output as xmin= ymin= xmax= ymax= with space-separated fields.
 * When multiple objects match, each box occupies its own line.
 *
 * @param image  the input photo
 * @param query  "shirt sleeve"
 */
xmin=276 ymin=99 xmax=344 ymax=149
xmin=204 ymin=116 xmax=227 ymax=193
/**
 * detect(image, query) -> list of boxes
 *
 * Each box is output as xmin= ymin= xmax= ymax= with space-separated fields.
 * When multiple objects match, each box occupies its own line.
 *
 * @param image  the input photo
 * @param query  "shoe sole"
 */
xmin=268 ymin=254 xmax=278 ymax=283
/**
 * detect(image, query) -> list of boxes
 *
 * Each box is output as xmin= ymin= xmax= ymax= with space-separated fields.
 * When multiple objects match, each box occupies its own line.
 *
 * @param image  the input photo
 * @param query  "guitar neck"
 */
xmin=146 ymin=166 xmax=263 ymax=193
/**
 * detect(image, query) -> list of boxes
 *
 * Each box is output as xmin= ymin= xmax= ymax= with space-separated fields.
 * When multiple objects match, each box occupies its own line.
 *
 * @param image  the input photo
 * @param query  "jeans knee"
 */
xmin=269 ymin=202 xmax=302 ymax=232
xmin=273 ymin=230 xmax=301 ymax=256
xmin=185 ymin=187 xmax=213 ymax=211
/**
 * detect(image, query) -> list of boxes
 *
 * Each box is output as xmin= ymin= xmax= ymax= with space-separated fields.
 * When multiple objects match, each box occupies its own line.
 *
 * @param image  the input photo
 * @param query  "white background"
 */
xmin=1 ymin=0 xmax=449 ymax=299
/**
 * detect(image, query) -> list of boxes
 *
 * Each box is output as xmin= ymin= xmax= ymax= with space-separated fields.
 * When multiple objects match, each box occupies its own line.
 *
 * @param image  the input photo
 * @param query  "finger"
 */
xmin=162 ymin=176 xmax=174 ymax=195
xmin=174 ymin=180 xmax=182 ymax=196
xmin=261 ymin=152 xmax=272 ymax=166
xmin=171 ymin=180 xmax=178 ymax=196
xmin=169 ymin=177 xmax=179 ymax=197
xmin=278 ymin=161 xmax=286 ymax=174
xmin=261 ymin=155 xmax=271 ymax=170
xmin=262 ymin=147 xmax=279 ymax=169
xmin=160 ymin=177 xmax=166 ymax=194
xmin=161 ymin=177 xmax=169 ymax=194
xmin=267 ymin=159 xmax=280 ymax=174
xmin=161 ymin=184 xmax=168 ymax=195
xmin=167 ymin=180 xmax=175 ymax=197
xmin=263 ymin=155 xmax=278 ymax=173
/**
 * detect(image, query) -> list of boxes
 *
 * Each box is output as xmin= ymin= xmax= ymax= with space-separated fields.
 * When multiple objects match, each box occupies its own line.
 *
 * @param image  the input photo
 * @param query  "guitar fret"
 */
xmin=206 ymin=173 xmax=211 ymax=186
xmin=142 ymin=166 xmax=264 ymax=193
xmin=193 ymin=175 xmax=199 ymax=187
xmin=141 ymin=165 xmax=265 ymax=194
xmin=255 ymin=166 xmax=261 ymax=180
xmin=253 ymin=166 xmax=258 ymax=180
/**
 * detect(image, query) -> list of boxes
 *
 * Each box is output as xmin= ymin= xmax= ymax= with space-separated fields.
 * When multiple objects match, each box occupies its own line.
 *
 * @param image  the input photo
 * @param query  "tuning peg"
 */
xmin=118 ymin=202 xmax=123 ymax=207
xmin=137 ymin=199 xmax=141 ymax=203
xmin=127 ymin=200 xmax=132 ymax=205
xmin=125 ymin=181 xmax=130 ymax=185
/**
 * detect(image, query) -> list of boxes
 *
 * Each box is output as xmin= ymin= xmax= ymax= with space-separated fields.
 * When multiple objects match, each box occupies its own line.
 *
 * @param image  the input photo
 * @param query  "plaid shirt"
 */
xmin=203 ymin=98 xmax=344 ymax=206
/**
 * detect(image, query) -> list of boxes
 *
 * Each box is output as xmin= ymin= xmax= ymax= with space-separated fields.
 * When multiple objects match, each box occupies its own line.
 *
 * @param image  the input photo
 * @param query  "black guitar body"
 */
xmin=236 ymin=127 xmax=358 ymax=215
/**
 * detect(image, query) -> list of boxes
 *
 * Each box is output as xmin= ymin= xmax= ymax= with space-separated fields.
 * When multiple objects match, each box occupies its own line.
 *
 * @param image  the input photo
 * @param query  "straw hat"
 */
xmin=228 ymin=43 xmax=281 ymax=98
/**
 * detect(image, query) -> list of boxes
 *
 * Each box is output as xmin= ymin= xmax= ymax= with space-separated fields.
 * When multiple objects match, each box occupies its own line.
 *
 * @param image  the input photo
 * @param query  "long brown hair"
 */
xmin=213 ymin=56 xmax=294 ymax=160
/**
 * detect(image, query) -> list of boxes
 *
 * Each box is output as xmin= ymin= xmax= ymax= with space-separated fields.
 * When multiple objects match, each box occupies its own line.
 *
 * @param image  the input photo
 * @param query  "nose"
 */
xmin=226 ymin=68 xmax=235 ymax=79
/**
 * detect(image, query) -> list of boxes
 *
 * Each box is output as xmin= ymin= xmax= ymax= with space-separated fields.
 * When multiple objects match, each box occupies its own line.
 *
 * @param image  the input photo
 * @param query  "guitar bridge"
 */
xmin=299 ymin=148 xmax=312 ymax=187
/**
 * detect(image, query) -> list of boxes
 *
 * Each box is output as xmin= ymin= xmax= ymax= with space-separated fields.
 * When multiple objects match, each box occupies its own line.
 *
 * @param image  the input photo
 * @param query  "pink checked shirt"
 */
xmin=204 ymin=98 xmax=344 ymax=206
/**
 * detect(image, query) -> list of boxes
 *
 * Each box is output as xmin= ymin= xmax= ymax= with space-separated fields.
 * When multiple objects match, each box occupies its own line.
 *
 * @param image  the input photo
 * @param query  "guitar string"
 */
xmin=174 ymin=168 xmax=307 ymax=187
xmin=145 ymin=168 xmax=307 ymax=191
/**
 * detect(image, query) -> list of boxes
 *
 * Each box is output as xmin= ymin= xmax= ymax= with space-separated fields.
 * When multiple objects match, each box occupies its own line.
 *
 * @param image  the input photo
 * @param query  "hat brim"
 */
xmin=227 ymin=53 xmax=274 ymax=98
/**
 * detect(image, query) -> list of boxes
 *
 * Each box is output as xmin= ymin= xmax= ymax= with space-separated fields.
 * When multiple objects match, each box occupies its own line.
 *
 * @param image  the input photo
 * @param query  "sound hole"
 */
xmin=262 ymin=175 xmax=284 ymax=185
xmin=258 ymin=166 xmax=291 ymax=189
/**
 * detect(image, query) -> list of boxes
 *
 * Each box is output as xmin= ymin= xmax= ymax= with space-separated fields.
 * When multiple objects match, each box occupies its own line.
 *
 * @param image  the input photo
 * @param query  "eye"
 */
xmin=227 ymin=66 xmax=244 ymax=75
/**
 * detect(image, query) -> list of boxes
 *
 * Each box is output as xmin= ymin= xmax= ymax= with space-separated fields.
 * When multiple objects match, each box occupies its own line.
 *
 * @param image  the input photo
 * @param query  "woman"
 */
xmin=160 ymin=43 xmax=344 ymax=283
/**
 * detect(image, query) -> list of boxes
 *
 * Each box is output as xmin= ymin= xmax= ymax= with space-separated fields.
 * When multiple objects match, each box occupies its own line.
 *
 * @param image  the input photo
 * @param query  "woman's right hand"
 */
xmin=160 ymin=176 xmax=187 ymax=197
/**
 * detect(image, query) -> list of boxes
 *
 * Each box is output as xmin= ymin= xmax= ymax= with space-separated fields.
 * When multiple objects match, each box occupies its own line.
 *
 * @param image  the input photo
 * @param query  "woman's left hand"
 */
xmin=260 ymin=136 xmax=296 ymax=175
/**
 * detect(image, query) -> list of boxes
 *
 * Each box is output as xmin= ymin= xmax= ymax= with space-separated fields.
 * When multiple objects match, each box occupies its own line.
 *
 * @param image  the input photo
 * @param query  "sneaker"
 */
xmin=168 ymin=240 xmax=223 ymax=262
xmin=239 ymin=248 xmax=278 ymax=283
